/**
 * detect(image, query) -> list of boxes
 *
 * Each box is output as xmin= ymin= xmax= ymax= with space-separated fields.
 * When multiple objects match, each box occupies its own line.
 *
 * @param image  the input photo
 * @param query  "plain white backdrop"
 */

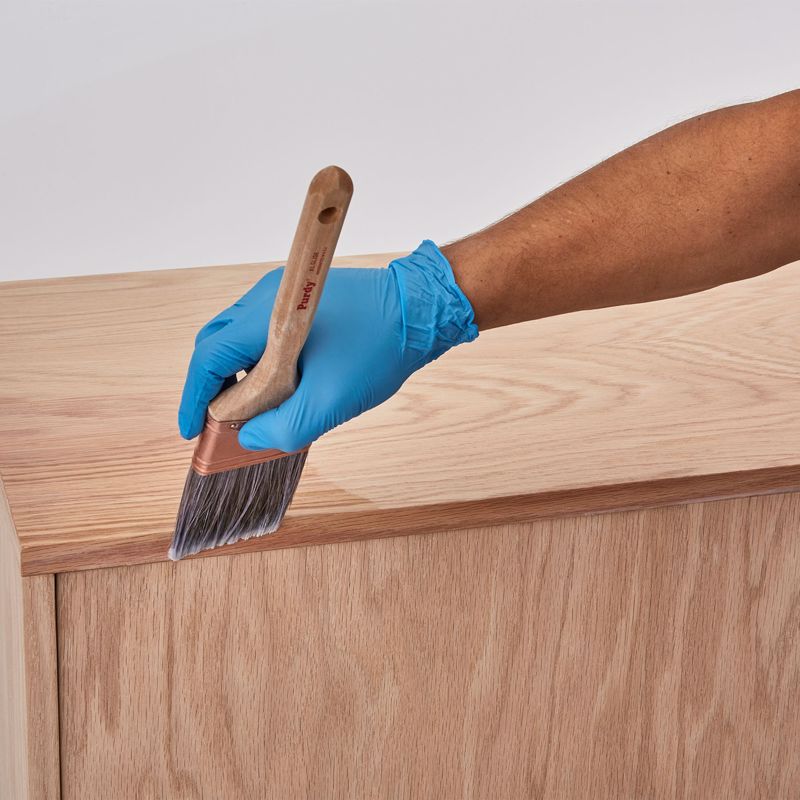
xmin=1 ymin=0 xmax=798 ymax=281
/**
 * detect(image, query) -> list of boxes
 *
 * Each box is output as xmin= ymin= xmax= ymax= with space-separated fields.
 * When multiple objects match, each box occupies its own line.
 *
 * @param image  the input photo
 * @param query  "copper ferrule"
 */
xmin=191 ymin=416 xmax=307 ymax=476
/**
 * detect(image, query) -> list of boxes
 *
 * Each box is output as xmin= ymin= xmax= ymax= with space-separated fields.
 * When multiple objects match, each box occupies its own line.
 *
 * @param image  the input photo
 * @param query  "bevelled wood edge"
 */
xmin=19 ymin=463 xmax=800 ymax=576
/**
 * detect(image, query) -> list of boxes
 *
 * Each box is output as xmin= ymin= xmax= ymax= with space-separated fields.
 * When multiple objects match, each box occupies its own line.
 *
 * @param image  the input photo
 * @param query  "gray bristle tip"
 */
xmin=168 ymin=451 xmax=308 ymax=561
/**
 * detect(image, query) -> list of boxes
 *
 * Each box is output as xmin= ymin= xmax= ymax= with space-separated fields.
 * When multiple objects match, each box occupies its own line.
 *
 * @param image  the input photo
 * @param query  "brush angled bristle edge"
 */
xmin=169 ymin=165 xmax=354 ymax=560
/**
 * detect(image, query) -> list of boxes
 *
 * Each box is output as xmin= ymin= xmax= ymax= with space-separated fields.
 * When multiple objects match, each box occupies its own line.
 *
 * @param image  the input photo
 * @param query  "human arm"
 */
xmin=444 ymin=88 xmax=800 ymax=328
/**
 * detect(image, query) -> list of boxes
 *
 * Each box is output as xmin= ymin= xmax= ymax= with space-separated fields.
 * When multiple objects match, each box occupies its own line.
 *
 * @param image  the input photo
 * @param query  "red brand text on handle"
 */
xmin=297 ymin=281 xmax=317 ymax=310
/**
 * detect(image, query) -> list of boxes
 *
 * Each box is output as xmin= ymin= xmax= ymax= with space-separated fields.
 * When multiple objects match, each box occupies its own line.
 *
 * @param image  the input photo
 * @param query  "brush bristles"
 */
xmin=169 ymin=451 xmax=308 ymax=560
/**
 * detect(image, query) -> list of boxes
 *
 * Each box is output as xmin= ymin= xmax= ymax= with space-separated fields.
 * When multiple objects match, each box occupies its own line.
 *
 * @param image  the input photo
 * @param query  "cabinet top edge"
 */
xmin=2 ymin=254 xmax=799 ymax=575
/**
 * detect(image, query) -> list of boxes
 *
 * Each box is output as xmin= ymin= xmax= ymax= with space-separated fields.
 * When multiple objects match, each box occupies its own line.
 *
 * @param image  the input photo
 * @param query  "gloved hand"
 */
xmin=178 ymin=240 xmax=479 ymax=452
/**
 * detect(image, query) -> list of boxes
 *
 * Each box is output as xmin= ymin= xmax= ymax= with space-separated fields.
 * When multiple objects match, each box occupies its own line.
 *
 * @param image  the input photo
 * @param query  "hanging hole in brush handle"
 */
xmin=318 ymin=206 xmax=340 ymax=224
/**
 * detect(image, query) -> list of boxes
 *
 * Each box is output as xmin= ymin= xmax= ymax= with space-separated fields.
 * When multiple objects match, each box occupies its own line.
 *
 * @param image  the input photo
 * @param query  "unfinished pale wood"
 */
xmin=211 ymin=165 xmax=353 ymax=421
xmin=0 ymin=486 xmax=60 ymax=799
xmin=57 ymin=493 xmax=800 ymax=799
xmin=20 ymin=577 xmax=60 ymax=800
xmin=0 ymin=255 xmax=798 ymax=574
xmin=0 ymin=488 xmax=27 ymax=797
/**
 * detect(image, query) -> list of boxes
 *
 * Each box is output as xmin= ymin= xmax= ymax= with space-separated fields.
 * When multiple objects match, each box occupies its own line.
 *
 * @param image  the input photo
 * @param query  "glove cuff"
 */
xmin=389 ymin=240 xmax=479 ymax=370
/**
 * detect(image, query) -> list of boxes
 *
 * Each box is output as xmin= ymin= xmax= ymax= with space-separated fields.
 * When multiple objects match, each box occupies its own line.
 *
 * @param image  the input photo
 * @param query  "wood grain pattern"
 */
xmin=22 ymin=464 xmax=800 ymax=576
xmin=1 ymin=255 xmax=798 ymax=574
xmin=21 ymin=576 xmax=61 ymax=800
xmin=0 ymin=486 xmax=27 ymax=797
xmin=0 ymin=484 xmax=61 ymax=799
xmin=57 ymin=493 xmax=800 ymax=800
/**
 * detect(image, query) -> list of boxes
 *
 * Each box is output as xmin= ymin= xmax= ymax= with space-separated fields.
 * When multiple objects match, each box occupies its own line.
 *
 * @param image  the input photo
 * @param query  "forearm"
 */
xmin=443 ymin=89 xmax=800 ymax=329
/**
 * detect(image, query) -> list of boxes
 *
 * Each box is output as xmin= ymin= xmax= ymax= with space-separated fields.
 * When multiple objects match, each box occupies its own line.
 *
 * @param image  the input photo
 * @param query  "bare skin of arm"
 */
xmin=443 ymin=89 xmax=800 ymax=330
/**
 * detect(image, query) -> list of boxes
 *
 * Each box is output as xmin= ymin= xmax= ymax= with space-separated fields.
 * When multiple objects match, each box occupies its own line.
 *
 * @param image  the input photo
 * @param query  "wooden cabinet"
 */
xmin=1 ymin=255 xmax=799 ymax=799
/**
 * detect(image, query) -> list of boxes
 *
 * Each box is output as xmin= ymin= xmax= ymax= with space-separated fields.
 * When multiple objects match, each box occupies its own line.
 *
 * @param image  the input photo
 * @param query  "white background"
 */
xmin=1 ymin=0 xmax=798 ymax=281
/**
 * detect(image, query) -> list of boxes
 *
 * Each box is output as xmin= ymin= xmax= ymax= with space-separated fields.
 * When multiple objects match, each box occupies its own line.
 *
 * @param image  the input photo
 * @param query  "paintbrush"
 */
xmin=169 ymin=165 xmax=353 ymax=560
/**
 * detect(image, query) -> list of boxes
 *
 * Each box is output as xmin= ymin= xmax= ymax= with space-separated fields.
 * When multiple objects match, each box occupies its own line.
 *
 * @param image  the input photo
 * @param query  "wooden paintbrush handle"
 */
xmin=208 ymin=165 xmax=353 ymax=422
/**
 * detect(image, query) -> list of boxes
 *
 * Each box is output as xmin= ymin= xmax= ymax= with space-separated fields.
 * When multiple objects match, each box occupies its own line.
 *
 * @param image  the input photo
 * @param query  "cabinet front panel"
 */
xmin=58 ymin=494 xmax=800 ymax=799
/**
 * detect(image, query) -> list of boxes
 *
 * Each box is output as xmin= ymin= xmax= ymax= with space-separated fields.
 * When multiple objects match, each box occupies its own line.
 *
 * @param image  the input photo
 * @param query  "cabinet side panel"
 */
xmin=58 ymin=494 xmax=800 ymax=799
xmin=0 ymin=486 xmax=60 ymax=799
xmin=0 ymin=488 xmax=27 ymax=797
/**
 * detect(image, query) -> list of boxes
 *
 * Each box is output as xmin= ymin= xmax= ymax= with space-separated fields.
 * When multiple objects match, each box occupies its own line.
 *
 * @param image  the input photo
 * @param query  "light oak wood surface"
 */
xmin=57 ymin=492 xmax=800 ymax=800
xmin=0 ymin=486 xmax=61 ymax=798
xmin=1 ymin=255 xmax=798 ymax=574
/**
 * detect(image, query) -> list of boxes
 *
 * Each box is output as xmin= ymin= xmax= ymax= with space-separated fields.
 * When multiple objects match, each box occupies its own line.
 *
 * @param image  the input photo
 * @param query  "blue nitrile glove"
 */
xmin=178 ymin=240 xmax=479 ymax=452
